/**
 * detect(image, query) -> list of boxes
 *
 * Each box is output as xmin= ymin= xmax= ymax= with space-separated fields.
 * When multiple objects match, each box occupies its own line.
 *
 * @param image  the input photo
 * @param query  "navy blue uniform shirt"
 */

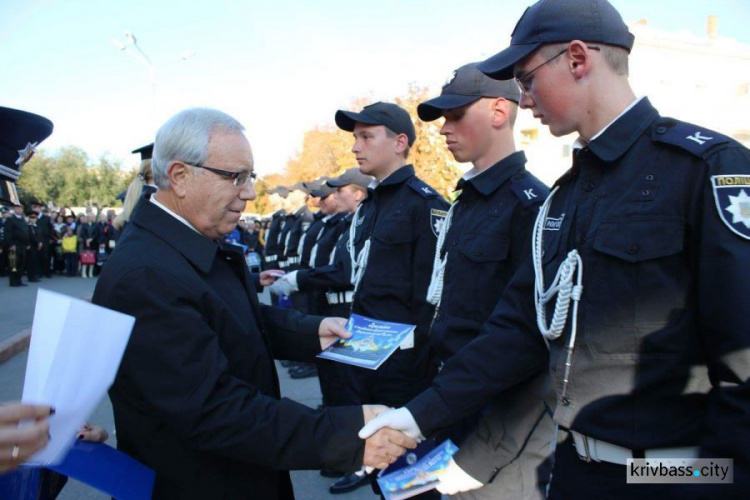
xmin=430 ymin=151 xmax=548 ymax=361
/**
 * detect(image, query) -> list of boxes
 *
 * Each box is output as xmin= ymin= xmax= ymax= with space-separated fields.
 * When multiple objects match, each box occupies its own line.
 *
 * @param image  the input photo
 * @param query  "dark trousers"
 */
xmin=0 ymin=249 xmax=7 ymax=277
xmin=64 ymin=253 xmax=78 ymax=277
xmin=27 ymin=246 xmax=41 ymax=280
xmin=41 ymin=243 xmax=52 ymax=276
xmin=316 ymin=301 xmax=351 ymax=407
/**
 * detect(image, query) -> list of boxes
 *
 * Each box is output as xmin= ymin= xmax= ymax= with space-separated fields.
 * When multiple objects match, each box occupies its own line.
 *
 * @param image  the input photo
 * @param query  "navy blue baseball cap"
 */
xmin=327 ymin=168 xmax=373 ymax=189
xmin=418 ymin=63 xmax=521 ymax=122
xmin=335 ymin=102 xmax=416 ymax=146
xmin=0 ymin=107 xmax=54 ymax=206
xmin=478 ymin=0 xmax=635 ymax=80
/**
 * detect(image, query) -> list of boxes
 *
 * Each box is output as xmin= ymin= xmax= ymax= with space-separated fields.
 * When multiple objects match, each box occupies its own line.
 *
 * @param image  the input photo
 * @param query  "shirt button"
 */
xmin=656 ymin=126 xmax=667 ymax=134
xmin=627 ymin=244 xmax=639 ymax=255
xmin=561 ymin=397 xmax=571 ymax=407
xmin=583 ymin=182 xmax=594 ymax=192
xmin=645 ymin=174 xmax=655 ymax=181
xmin=641 ymin=189 xmax=650 ymax=196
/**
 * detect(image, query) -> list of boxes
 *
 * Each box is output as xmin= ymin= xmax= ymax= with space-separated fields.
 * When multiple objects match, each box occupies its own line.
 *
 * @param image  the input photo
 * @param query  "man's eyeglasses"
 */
xmin=514 ymin=45 xmax=601 ymax=94
xmin=187 ymin=163 xmax=257 ymax=187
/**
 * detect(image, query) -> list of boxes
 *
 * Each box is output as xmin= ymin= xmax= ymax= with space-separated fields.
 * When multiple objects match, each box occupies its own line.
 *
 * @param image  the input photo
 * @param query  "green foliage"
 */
xmin=17 ymin=147 xmax=136 ymax=206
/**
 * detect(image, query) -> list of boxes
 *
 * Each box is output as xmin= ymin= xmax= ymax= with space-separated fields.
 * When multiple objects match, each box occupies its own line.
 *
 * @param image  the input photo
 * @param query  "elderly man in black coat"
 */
xmin=93 ymin=108 xmax=414 ymax=499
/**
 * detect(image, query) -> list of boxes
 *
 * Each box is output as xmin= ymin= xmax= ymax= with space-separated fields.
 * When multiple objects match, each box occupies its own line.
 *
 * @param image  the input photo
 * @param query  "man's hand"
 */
xmin=362 ymin=404 xmax=390 ymax=424
xmin=318 ymin=317 xmax=350 ymax=350
xmin=436 ymin=458 xmax=484 ymax=495
xmin=0 ymin=403 xmax=53 ymax=473
xmin=259 ymin=269 xmax=284 ymax=287
xmin=359 ymin=407 xmax=424 ymax=441
xmin=76 ymin=422 xmax=109 ymax=443
xmin=363 ymin=428 xmax=417 ymax=469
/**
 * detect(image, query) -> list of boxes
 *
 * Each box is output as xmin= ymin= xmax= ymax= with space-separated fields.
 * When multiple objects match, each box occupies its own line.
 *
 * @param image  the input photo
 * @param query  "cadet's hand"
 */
xmin=436 ymin=458 xmax=484 ymax=494
xmin=318 ymin=317 xmax=350 ymax=350
xmin=76 ymin=422 xmax=108 ymax=443
xmin=0 ymin=403 xmax=53 ymax=473
xmin=363 ymin=428 xmax=417 ymax=469
xmin=359 ymin=407 xmax=424 ymax=442
xmin=258 ymin=270 xmax=284 ymax=287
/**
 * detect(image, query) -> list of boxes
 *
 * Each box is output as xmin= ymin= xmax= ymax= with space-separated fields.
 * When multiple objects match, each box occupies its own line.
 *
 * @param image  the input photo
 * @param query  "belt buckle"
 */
xmin=577 ymin=434 xmax=592 ymax=463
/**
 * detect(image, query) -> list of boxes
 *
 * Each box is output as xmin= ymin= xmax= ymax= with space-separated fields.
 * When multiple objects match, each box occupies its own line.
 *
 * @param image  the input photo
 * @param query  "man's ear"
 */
xmin=166 ymin=161 xmax=191 ymax=198
xmin=490 ymin=97 xmax=511 ymax=128
xmin=568 ymin=40 xmax=593 ymax=80
xmin=394 ymin=133 xmax=409 ymax=156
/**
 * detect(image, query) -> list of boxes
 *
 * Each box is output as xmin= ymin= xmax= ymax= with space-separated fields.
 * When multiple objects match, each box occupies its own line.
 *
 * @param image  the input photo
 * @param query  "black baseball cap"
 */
xmin=478 ymin=0 xmax=635 ymax=80
xmin=0 ymin=107 xmax=54 ymax=206
xmin=131 ymin=143 xmax=154 ymax=161
xmin=311 ymin=183 xmax=336 ymax=198
xmin=418 ymin=63 xmax=521 ymax=122
xmin=327 ymin=168 xmax=373 ymax=189
xmin=335 ymin=102 xmax=416 ymax=146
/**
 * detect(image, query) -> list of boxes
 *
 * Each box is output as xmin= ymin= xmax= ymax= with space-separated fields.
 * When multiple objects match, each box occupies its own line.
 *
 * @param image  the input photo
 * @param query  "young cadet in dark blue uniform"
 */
xmin=338 ymin=102 xmax=450 ymax=493
xmin=361 ymin=1 xmax=750 ymax=498
xmin=417 ymin=63 xmax=553 ymax=499
xmin=334 ymin=102 xmax=449 ymax=407
xmin=262 ymin=186 xmax=288 ymax=270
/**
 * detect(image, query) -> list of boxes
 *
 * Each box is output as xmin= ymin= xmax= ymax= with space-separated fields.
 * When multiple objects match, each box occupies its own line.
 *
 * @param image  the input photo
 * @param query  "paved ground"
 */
xmin=0 ymin=276 xmax=378 ymax=499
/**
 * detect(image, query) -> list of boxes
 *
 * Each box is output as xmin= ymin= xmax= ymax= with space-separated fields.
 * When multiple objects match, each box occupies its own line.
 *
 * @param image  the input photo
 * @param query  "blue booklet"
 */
xmin=316 ymin=313 xmax=415 ymax=370
xmin=377 ymin=439 xmax=458 ymax=500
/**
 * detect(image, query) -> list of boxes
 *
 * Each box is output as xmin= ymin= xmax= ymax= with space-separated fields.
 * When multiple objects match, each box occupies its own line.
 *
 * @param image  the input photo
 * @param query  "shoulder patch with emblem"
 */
xmin=407 ymin=177 xmax=439 ymax=198
xmin=653 ymin=120 xmax=731 ymax=158
xmin=430 ymin=208 xmax=447 ymax=237
xmin=711 ymin=175 xmax=750 ymax=240
xmin=510 ymin=174 xmax=550 ymax=208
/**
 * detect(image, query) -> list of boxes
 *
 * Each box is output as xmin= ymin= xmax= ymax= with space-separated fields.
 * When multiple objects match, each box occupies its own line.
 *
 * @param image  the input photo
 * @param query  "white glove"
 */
xmin=285 ymin=270 xmax=299 ymax=292
xmin=436 ymin=458 xmax=483 ymax=495
xmin=268 ymin=278 xmax=294 ymax=296
xmin=358 ymin=407 xmax=424 ymax=442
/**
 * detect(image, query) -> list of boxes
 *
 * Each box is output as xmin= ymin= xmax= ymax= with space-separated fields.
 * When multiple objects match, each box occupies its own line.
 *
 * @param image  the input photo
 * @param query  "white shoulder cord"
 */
xmin=426 ymin=202 xmax=457 ymax=306
xmin=532 ymin=185 xmax=583 ymax=404
xmin=348 ymin=204 xmax=371 ymax=292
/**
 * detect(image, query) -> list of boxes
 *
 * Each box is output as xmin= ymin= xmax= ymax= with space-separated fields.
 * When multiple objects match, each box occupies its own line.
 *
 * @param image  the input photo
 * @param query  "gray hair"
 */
xmin=152 ymin=107 xmax=245 ymax=189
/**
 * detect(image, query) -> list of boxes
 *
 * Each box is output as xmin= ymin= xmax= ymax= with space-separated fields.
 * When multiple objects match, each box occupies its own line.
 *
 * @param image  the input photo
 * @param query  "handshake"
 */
xmin=360 ymin=406 xmax=483 ymax=494
xmin=360 ymin=405 xmax=424 ymax=469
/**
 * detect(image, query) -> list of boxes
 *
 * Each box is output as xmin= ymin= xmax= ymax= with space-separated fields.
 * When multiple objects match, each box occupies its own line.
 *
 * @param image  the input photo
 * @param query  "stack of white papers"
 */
xmin=22 ymin=289 xmax=135 ymax=465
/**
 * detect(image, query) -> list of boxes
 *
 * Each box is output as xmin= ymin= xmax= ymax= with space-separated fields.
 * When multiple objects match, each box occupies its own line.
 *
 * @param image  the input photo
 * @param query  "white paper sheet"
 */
xmin=22 ymin=289 xmax=135 ymax=465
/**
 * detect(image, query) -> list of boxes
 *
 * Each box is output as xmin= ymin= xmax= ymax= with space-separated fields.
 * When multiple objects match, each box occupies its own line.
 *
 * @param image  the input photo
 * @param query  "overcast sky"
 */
xmin=2 ymin=0 xmax=748 ymax=176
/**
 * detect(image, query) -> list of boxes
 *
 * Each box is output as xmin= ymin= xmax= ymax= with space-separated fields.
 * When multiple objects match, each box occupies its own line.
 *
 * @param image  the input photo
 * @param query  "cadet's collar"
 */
xmin=583 ymin=97 xmax=657 ymax=163
xmin=464 ymin=151 xmax=527 ymax=197
xmin=377 ymin=164 xmax=415 ymax=189
xmin=131 ymin=194 xmax=218 ymax=274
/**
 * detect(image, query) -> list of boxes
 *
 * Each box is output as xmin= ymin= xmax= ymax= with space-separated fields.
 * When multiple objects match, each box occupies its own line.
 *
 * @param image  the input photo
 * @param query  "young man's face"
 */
xmin=514 ymin=47 xmax=577 ymax=137
xmin=440 ymin=99 xmax=495 ymax=165
xmin=336 ymin=185 xmax=363 ymax=213
xmin=318 ymin=193 xmax=339 ymax=215
xmin=351 ymin=123 xmax=402 ymax=178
